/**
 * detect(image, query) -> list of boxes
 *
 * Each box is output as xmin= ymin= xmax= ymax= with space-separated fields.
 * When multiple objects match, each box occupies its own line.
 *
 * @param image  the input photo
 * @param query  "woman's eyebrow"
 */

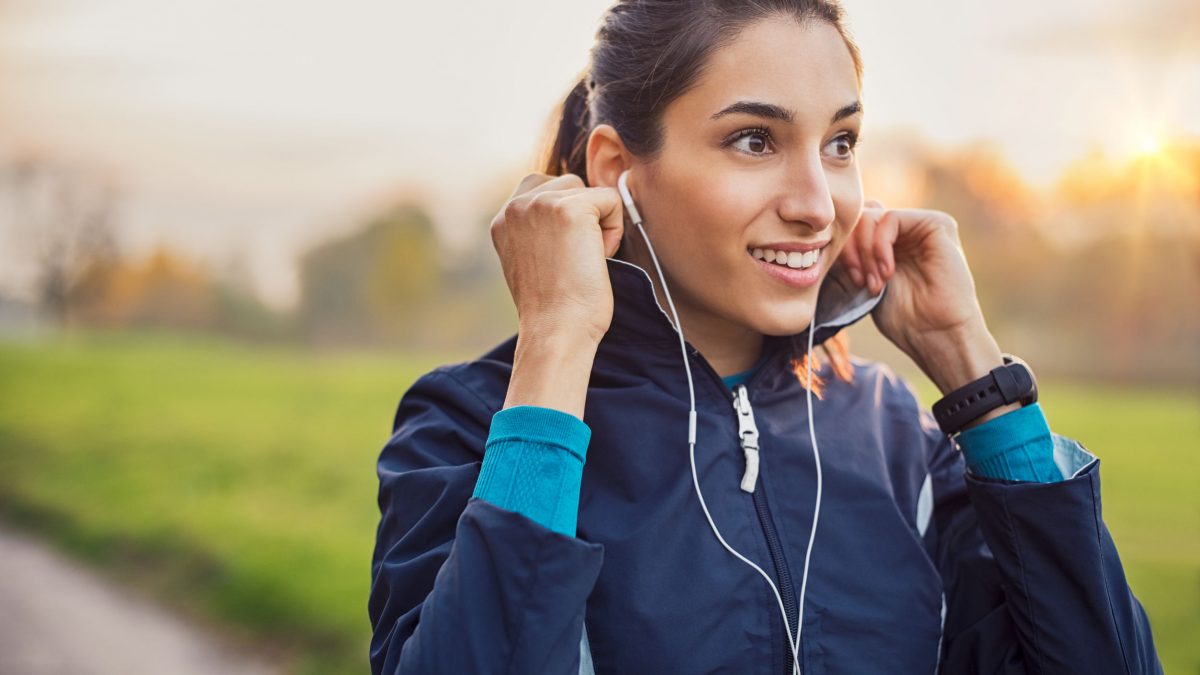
xmin=711 ymin=100 xmax=794 ymax=123
xmin=831 ymin=100 xmax=862 ymax=124
xmin=710 ymin=100 xmax=863 ymax=125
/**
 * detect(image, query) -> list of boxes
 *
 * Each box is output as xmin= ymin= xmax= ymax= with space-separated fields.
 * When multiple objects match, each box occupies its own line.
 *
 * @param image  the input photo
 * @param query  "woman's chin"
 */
xmin=747 ymin=304 xmax=818 ymax=337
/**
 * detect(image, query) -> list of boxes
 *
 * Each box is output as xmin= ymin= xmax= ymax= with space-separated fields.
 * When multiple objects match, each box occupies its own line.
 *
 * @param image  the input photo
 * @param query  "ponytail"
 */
xmin=540 ymin=74 xmax=593 ymax=182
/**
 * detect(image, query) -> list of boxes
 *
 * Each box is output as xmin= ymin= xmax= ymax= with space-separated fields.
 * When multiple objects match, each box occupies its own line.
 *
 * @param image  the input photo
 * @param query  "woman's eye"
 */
xmin=825 ymin=132 xmax=859 ymax=160
xmin=726 ymin=129 xmax=773 ymax=156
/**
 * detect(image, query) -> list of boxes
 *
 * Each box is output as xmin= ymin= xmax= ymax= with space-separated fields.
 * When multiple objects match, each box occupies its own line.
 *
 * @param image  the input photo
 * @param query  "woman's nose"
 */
xmin=777 ymin=155 xmax=836 ymax=231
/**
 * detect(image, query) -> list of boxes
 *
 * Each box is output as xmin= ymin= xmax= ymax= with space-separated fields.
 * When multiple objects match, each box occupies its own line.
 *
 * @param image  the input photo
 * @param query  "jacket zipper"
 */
xmin=733 ymin=384 xmax=800 ymax=675
xmin=733 ymin=384 xmax=761 ymax=493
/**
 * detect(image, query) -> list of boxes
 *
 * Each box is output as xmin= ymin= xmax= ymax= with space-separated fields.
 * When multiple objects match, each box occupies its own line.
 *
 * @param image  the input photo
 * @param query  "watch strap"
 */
xmin=931 ymin=353 xmax=1038 ymax=436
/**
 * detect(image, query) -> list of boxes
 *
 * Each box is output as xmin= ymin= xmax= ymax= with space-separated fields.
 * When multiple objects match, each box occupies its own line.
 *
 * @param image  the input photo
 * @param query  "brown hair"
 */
xmin=788 ymin=331 xmax=854 ymax=400
xmin=538 ymin=0 xmax=862 ymax=397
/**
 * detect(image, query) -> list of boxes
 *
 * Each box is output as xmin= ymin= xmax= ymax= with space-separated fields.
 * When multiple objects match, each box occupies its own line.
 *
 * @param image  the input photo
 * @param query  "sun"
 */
xmin=1136 ymin=134 xmax=1163 ymax=158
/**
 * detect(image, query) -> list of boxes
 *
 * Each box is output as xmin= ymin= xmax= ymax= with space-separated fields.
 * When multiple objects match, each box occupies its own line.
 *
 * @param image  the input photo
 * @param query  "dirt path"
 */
xmin=0 ymin=523 xmax=284 ymax=675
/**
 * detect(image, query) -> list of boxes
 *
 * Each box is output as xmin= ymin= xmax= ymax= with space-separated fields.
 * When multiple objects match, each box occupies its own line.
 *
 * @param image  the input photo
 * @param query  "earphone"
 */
xmin=615 ymin=169 xmax=824 ymax=675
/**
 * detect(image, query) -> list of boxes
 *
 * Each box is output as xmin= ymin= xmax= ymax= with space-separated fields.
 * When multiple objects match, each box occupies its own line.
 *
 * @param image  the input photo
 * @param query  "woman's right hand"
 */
xmin=490 ymin=172 xmax=626 ymax=346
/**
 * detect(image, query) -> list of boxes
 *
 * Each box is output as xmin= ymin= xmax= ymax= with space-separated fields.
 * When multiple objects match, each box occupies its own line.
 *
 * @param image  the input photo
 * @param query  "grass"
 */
xmin=0 ymin=330 xmax=1196 ymax=673
xmin=0 ymin=330 xmax=471 ymax=674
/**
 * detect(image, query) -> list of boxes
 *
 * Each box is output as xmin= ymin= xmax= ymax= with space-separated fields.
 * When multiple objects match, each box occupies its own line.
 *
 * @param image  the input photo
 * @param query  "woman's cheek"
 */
xmin=830 ymin=177 xmax=863 ymax=228
xmin=684 ymin=196 xmax=746 ymax=256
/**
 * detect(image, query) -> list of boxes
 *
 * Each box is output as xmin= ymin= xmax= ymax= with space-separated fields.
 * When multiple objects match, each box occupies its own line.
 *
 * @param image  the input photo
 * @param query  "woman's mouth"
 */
xmin=747 ymin=245 xmax=826 ymax=288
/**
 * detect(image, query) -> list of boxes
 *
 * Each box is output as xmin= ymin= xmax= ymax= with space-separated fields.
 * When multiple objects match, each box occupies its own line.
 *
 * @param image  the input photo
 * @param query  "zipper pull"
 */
xmin=732 ymin=384 xmax=760 ymax=493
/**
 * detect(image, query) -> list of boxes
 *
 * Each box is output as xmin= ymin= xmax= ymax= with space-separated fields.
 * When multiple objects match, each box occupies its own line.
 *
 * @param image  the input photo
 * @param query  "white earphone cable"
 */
xmin=794 ymin=302 xmax=822 ymax=668
xmin=618 ymin=170 xmax=819 ymax=675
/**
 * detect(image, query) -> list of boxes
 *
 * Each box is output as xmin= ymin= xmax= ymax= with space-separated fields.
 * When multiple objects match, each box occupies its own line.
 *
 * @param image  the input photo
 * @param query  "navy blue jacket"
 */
xmin=370 ymin=256 xmax=1162 ymax=674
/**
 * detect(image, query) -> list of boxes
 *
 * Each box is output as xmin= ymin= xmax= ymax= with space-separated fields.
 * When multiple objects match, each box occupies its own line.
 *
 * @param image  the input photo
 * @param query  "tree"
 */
xmin=298 ymin=202 xmax=440 ymax=346
xmin=4 ymin=154 xmax=121 ymax=326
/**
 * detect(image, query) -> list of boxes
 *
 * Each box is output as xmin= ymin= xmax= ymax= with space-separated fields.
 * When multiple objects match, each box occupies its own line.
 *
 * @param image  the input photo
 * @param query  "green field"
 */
xmin=0 ymin=331 xmax=1197 ymax=674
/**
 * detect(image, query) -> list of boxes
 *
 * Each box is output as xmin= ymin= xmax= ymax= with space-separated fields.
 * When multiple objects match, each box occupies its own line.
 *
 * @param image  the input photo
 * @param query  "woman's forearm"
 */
xmin=503 ymin=325 xmax=600 ymax=420
xmin=479 ymin=325 xmax=599 ymax=537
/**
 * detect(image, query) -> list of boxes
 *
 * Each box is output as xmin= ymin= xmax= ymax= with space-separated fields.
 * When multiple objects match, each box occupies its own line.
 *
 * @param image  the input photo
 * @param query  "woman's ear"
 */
xmin=586 ymin=124 xmax=632 ymax=190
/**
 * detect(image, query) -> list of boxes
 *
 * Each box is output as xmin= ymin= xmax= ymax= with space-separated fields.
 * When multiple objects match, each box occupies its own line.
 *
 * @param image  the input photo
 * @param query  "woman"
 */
xmin=369 ymin=1 xmax=1162 ymax=673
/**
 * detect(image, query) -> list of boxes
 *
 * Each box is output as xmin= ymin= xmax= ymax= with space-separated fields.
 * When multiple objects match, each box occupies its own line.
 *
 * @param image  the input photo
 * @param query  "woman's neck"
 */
xmin=696 ymin=328 xmax=765 ymax=378
xmin=619 ymin=248 xmax=764 ymax=378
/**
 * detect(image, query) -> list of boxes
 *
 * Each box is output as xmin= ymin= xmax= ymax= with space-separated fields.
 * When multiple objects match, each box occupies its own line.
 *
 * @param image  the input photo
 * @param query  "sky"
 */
xmin=1 ymin=0 xmax=1197 ymax=307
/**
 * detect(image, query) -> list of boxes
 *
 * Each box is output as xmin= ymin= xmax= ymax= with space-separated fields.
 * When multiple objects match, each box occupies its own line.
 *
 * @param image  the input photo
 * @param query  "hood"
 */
xmin=601 ymin=254 xmax=888 ymax=361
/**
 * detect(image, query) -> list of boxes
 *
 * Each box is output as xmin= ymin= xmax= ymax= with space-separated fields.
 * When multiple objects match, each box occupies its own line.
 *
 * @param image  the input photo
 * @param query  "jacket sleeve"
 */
xmin=369 ymin=368 xmax=605 ymax=675
xmin=471 ymin=404 xmax=593 ymax=537
xmin=919 ymin=402 xmax=1163 ymax=674
xmin=953 ymin=402 xmax=1063 ymax=483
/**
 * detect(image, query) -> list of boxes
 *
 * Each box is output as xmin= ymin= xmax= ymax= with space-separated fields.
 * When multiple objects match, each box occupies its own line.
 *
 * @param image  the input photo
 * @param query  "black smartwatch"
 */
xmin=931 ymin=353 xmax=1038 ymax=437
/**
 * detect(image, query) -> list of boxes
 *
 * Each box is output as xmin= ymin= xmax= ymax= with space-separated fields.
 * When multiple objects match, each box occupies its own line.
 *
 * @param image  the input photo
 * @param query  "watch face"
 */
xmin=1006 ymin=358 xmax=1038 ymax=405
xmin=1002 ymin=353 xmax=1037 ymax=389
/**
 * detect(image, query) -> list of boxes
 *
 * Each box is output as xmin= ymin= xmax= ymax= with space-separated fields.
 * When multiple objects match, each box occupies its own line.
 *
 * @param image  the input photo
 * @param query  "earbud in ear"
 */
xmin=617 ymin=169 xmax=643 ymax=227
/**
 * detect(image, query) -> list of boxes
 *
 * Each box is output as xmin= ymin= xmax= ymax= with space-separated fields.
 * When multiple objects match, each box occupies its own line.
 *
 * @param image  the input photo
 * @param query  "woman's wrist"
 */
xmin=503 ymin=324 xmax=600 ymax=420
xmin=909 ymin=319 xmax=1022 ymax=431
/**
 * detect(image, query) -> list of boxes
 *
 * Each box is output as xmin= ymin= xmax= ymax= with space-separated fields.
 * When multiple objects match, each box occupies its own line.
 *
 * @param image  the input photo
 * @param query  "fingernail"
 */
xmin=850 ymin=268 xmax=863 ymax=285
xmin=868 ymin=273 xmax=878 ymax=289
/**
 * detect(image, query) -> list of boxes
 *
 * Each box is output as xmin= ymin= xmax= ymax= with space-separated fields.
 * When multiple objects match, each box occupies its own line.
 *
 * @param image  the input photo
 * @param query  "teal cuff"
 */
xmin=471 ymin=405 xmax=592 ymax=537
xmin=955 ymin=401 xmax=1062 ymax=483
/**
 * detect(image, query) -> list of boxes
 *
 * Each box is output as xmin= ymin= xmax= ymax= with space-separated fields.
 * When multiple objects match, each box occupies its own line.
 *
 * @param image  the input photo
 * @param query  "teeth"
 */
xmin=752 ymin=247 xmax=821 ymax=269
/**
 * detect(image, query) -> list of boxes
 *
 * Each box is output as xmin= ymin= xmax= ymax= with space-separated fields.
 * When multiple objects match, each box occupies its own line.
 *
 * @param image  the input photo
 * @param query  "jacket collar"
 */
xmin=601 ymin=255 xmax=887 ymax=361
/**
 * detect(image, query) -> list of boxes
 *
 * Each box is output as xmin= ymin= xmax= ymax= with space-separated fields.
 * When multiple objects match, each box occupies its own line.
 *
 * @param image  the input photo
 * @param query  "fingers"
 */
xmin=874 ymin=211 xmax=899 ymax=280
xmin=839 ymin=231 xmax=865 ymax=286
xmin=845 ymin=200 xmax=882 ymax=287
xmin=510 ymin=172 xmax=584 ymax=200
xmin=564 ymin=186 xmax=625 ymax=258
xmin=846 ymin=199 xmax=896 ymax=294
xmin=857 ymin=214 xmax=881 ymax=292
xmin=505 ymin=177 xmax=626 ymax=258
xmin=510 ymin=173 xmax=552 ymax=200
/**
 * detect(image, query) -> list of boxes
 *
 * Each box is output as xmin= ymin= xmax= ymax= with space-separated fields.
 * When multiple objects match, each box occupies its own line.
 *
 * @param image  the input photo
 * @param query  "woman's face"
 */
xmin=628 ymin=16 xmax=864 ymax=344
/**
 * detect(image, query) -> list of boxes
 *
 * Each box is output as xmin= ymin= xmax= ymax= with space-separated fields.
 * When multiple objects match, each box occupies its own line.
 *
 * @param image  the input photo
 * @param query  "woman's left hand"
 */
xmin=838 ymin=200 xmax=1005 ymax=396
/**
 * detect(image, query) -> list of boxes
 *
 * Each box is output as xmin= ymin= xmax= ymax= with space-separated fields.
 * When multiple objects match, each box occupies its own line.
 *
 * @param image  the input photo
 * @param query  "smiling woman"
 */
xmin=369 ymin=2 xmax=1164 ymax=674
xmin=544 ymin=13 xmax=865 ymax=397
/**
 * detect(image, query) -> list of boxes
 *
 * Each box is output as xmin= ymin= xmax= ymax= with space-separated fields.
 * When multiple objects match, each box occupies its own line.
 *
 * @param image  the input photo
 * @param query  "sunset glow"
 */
xmin=1137 ymin=134 xmax=1164 ymax=158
